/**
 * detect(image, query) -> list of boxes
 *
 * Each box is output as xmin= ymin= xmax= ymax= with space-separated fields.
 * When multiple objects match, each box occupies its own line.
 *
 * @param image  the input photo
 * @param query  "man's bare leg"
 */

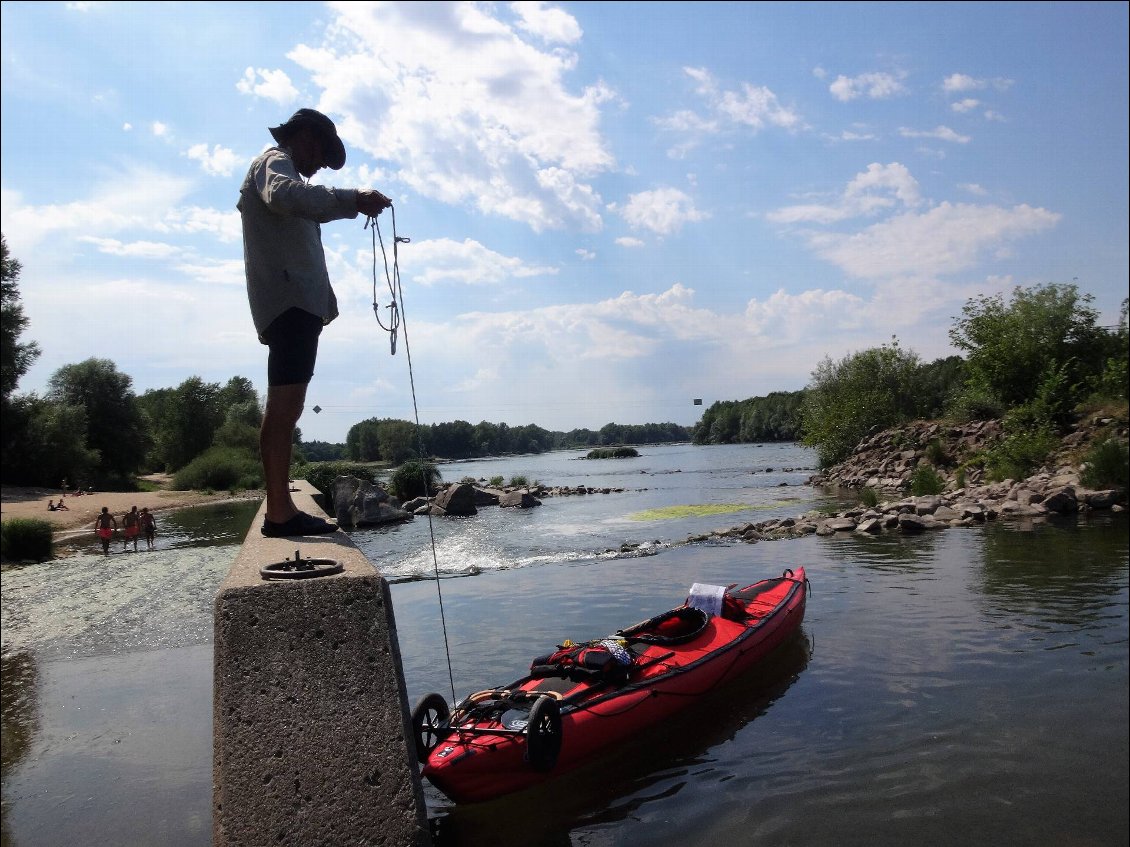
xmin=261 ymin=383 xmax=307 ymax=524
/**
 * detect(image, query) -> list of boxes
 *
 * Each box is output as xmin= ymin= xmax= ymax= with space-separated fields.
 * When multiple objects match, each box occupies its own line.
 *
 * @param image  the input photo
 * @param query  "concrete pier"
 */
xmin=213 ymin=481 xmax=430 ymax=846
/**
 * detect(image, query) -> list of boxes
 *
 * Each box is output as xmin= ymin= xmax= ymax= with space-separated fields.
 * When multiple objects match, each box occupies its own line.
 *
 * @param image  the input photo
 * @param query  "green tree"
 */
xmin=1 ymin=235 xmax=40 ymax=401
xmin=378 ymin=419 xmax=418 ymax=465
xmin=0 ymin=394 xmax=99 ymax=486
xmin=801 ymin=339 xmax=922 ymax=468
xmin=949 ymin=284 xmax=1106 ymax=411
xmin=47 ymin=358 xmax=146 ymax=482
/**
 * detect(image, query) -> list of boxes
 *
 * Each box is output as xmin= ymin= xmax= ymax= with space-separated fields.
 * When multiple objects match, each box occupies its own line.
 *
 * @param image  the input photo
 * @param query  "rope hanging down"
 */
xmin=366 ymin=208 xmax=458 ymax=707
xmin=366 ymin=207 xmax=410 ymax=355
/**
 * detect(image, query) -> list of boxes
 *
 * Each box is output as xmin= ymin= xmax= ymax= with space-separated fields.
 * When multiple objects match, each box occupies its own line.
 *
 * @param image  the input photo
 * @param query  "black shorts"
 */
xmin=262 ymin=308 xmax=324 ymax=386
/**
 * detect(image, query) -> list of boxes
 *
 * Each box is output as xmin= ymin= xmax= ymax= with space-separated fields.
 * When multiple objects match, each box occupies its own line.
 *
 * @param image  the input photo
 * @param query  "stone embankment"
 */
xmin=696 ymin=413 xmax=1127 ymax=545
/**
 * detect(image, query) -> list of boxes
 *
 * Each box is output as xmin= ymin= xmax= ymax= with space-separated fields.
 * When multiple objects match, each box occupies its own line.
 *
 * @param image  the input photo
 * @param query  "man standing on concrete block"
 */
xmin=239 ymin=108 xmax=393 ymax=537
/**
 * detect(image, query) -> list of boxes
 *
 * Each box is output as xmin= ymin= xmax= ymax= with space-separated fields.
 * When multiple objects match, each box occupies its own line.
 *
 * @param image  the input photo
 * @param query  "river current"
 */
xmin=2 ymin=443 xmax=1127 ymax=846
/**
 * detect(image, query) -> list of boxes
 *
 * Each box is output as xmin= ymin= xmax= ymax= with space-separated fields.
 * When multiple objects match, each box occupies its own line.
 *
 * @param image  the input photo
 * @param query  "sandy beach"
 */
xmin=1 ymin=476 xmax=262 ymax=538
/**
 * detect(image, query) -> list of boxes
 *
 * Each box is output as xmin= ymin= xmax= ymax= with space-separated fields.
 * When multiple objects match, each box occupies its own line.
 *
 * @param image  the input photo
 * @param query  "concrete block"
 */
xmin=214 ymin=482 xmax=429 ymax=846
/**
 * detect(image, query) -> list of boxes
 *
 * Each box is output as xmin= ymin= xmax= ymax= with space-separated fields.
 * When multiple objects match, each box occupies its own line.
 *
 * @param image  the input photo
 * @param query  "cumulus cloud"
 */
xmin=613 ymin=187 xmax=709 ymax=235
xmin=655 ymin=67 xmax=802 ymax=156
xmin=287 ymin=2 xmax=614 ymax=232
xmin=78 ymin=237 xmax=181 ymax=259
xmin=767 ymin=162 xmax=920 ymax=224
xmin=806 ymin=202 xmax=1061 ymax=280
xmin=615 ymin=236 xmax=645 ymax=248
xmin=829 ymin=71 xmax=908 ymax=102
xmin=236 ymin=67 xmax=299 ymax=104
xmin=510 ymin=1 xmax=582 ymax=43
xmin=406 ymin=237 xmax=558 ymax=286
xmin=185 ymin=143 xmax=242 ymax=177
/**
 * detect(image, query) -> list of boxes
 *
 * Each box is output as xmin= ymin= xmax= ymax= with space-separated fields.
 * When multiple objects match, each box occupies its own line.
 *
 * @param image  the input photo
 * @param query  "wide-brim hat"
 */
xmin=268 ymin=108 xmax=346 ymax=170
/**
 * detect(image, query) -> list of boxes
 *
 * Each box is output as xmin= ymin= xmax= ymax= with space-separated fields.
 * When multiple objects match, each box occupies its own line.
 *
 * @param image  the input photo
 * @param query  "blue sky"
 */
xmin=2 ymin=1 xmax=1127 ymax=443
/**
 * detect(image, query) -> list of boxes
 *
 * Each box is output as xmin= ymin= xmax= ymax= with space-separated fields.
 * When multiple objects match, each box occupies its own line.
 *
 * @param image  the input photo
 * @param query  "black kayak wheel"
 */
xmin=411 ymin=693 xmax=451 ymax=763
xmin=526 ymin=695 xmax=563 ymax=772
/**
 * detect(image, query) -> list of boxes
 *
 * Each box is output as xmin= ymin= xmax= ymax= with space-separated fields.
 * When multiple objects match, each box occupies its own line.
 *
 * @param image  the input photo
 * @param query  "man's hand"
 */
xmin=357 ymin=190 xmax=393 ymax=216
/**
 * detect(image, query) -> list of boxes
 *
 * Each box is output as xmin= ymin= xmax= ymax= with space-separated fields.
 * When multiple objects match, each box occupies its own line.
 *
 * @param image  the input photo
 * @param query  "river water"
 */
xmin=2 ymin=444 xmax=1127 ymax=846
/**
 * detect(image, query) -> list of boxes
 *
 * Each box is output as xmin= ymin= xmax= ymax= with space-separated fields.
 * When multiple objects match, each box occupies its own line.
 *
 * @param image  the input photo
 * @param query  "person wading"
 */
xmin=238 ymin=108 xmax=392 ymax=537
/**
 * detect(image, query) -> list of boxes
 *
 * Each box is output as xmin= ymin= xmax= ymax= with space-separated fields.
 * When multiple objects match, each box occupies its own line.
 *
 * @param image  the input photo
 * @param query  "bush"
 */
xmin=860 ymin=487 xmax=879 ymax=508
xmin=946 ymin=386 xmax=1005 ymax=423
xmin=1 ymin=518 xmax=54 ymax=562
xmin=295 ymin=461 xmax=381 ymax=500
xmin=585 ymin=446 xmax=640 ymax=459
xmin=910 ymin=465 xmax=945 ymax=496
xmin=508 ymin=475 xmax=529 ymax=488
xmin=982 ymin=427 xmax=1059 ymax=482
xmin=924 ymin=438 xmax=951 ymax=467
xmin=489 ymin=475 xmax=505 ymax=488
xmin=172 ymin=447 xmax=262 ymax=491
xmin=1081 ymin=440 xmax=1129 ymax=490
xmin=389 ymin=460 xmax=441 ymax=501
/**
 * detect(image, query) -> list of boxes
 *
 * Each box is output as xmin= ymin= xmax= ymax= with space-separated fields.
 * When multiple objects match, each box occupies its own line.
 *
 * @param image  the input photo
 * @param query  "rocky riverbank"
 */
xmin=696 ymin=411 xmax=1127 ymax=544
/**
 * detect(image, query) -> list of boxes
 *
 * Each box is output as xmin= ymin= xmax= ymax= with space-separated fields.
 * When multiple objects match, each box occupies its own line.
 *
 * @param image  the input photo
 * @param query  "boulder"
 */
xmin=1042 ymin=486 xmax=1078 ymax=514
xmin=433 ymin=483 xmax=478 ymax=516
xmin=897 ymin=514 xmax=927 ymax=534
xmin=331 ymin=475 xmax=412 ymax=527
xmin=499 ymin=491 xmax=542 ymax=509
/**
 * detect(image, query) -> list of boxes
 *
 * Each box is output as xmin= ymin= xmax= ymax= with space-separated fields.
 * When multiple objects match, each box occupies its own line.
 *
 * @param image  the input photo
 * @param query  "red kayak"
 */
xmin=413 ymin=567 xmax=809 ymax=803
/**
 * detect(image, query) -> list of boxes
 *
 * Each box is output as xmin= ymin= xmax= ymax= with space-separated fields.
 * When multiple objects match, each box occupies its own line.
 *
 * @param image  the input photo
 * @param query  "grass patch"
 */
xmin=2 ymin=518 xmax=54 ymax=563
xmin=628 ymin=502 xmax=791 ymax=521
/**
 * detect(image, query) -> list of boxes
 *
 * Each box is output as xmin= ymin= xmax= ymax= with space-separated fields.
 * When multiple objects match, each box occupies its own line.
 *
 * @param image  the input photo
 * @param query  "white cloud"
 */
xmin=151 ymin=121 xmax=169 ymax=137
xmin=0 ymin=167 xmax=198 ymax=252
xmin=615 ymin=237 xmax=645 ymax=248
xmin=78 ymin=237 xmax=181 ymax=259
xmin=613 ymin=187 xmax=709 ymax=235
xmin=942 ymin=73 xmax=984 ymax=93
xmin=959 ymin=183 xmax=988 ymax=196
xmin=288 ymin=2 xmax=615 ymax=232
xmin=406 ymin=237 xmax=558 ymax=286
xmin=575 ymin=248 xmax=595 ymax=260
xmin=185 ymin=143 xmax=242 ymax=177
xmin=657 ymin=67 xmax=801 ymax=150
xmin=510 ymin=1 xmax=582 ymax=43
xmin=899 ymin=125 xmax=971 ymax=144
xmin=236 ymin=67 xmax=299 ymax=104
xmin=951 ymin=98 xmax=980 ymax=113
xmin=767 ymin=162 xmax=920 ymax=224
xmin=829 ymin=71 xmax=907 ymax=102
xmin=943 ymin=73 xmax=1014 ymax=94
xmin=806 ymin=202 xmax=1061 ymax=280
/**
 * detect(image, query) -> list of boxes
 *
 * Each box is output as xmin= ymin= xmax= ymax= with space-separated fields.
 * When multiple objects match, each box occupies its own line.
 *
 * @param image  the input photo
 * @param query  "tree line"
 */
xmin=342 ymin=418 xmax=691 ymax=465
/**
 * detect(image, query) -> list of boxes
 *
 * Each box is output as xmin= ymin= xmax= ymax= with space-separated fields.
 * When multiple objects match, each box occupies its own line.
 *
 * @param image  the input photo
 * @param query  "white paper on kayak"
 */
xmin=687 ymin=583 xmax=726 ymax=617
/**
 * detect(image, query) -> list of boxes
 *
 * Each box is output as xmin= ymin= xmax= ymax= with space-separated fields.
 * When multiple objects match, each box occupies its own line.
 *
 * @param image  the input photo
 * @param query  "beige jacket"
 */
xmin=238 ymin=146 xmax=360 ymax=338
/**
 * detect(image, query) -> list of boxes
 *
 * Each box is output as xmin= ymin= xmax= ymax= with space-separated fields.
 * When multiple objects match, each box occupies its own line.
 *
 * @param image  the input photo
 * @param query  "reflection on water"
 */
xmin=1 ymin=648 xmax=38 ymax=847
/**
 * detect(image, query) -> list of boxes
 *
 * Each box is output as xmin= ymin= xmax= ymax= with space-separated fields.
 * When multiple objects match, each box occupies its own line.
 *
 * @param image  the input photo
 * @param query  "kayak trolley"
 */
xmin=410 ymin=688 xmax=563 ymax=772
